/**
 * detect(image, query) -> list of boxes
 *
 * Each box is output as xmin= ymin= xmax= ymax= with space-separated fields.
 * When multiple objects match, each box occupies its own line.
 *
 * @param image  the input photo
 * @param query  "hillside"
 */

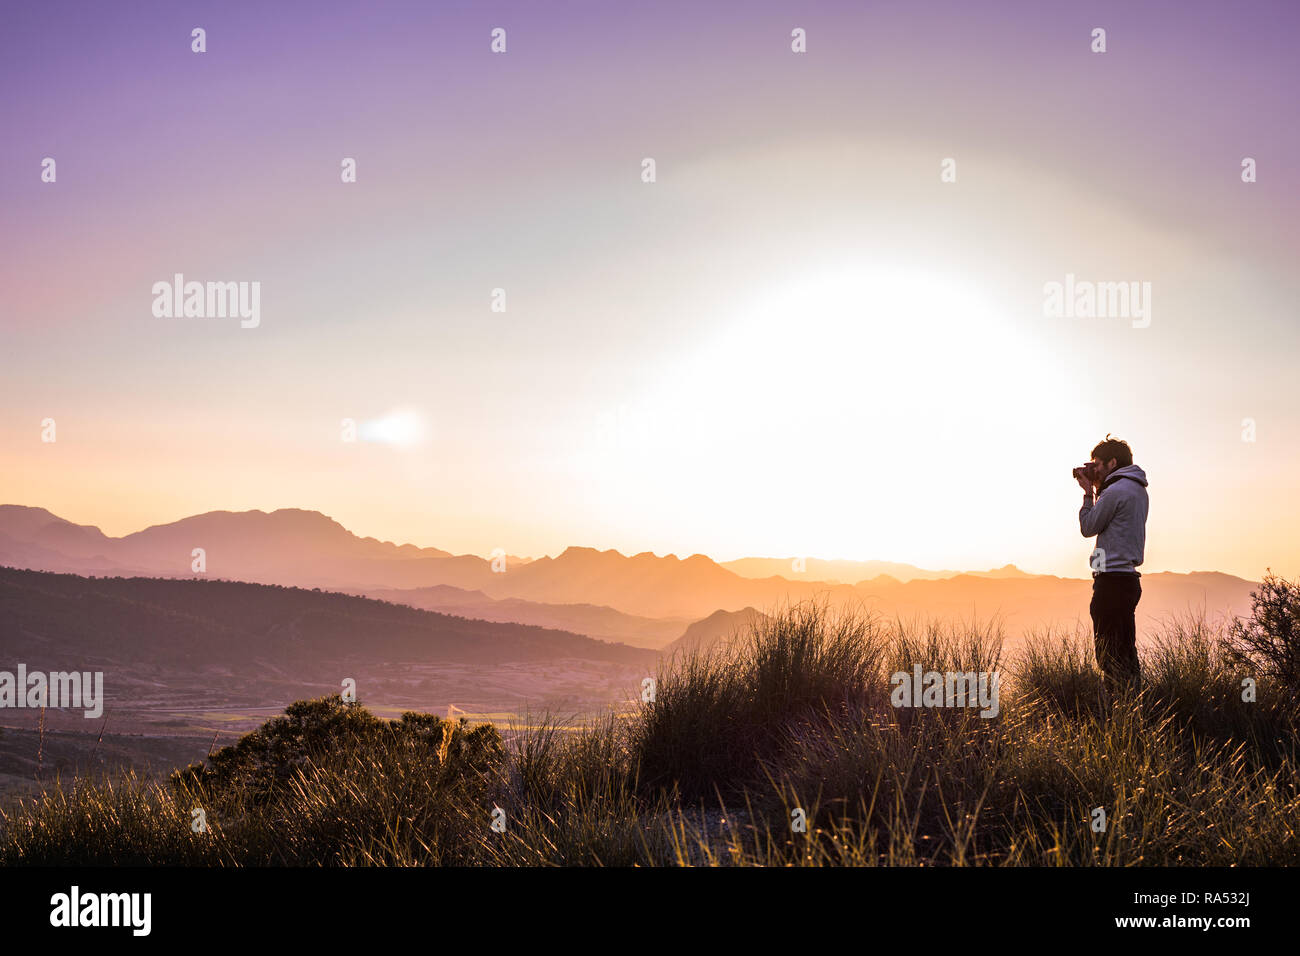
xmin=0 ymin=567 xmax=657 ymax=741
xmin=359 ymin=584 xmax=688 ymax=649
xmin=662 ymin=608 xmax=768 ymax=656
xmin=0 ymin=566 xmax=653 ymax=669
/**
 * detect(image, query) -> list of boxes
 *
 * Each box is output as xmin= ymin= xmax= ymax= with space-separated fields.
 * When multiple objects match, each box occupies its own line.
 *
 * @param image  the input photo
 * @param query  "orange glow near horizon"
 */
xmin=5 ymin=252 xmax=1297 ymax=582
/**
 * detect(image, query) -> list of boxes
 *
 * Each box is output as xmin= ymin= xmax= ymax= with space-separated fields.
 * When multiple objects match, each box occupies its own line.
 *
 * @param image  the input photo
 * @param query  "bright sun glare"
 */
xmin=578 ymin=263 xmax=1092 ymax=563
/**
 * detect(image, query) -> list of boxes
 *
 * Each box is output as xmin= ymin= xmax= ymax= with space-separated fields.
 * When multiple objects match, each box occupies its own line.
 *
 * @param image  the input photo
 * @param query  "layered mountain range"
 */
xmin=0 ymin=504 xmax=1261 ymax=649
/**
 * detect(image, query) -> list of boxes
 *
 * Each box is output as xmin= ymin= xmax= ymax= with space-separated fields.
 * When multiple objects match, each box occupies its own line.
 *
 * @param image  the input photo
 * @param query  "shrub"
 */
xmin=1224 ymin=571 xmax=1300 ymax=695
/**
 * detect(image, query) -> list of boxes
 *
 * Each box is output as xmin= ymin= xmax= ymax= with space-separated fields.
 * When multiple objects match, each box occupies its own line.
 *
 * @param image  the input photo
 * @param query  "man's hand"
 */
xmin=1075 ymin=471 xmax=1094 ymax=494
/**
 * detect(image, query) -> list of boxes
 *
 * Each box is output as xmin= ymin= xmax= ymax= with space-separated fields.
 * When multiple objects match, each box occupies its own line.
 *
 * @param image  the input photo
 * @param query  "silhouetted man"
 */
xmin=1075 ymin=435 xmax=1148 ymax=689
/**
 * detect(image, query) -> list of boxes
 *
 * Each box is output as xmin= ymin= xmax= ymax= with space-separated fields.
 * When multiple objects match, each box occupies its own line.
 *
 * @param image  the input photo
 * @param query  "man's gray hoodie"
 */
xmin=1079 ymin=464 xmax=1148 ymax=574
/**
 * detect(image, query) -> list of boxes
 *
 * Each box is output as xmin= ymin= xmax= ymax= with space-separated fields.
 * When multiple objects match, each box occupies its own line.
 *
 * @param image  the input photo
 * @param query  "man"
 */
xmin=1075 ymin=435 xmax=1149 ymax=689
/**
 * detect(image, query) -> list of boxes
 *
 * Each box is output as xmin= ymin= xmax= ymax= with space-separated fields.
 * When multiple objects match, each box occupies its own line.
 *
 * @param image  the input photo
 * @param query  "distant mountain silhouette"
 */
xmin=965 ymin=564 xmax=1035 ymax=579
xmin=359 ymin=584 xmax=688 ymax=649
xmin=0 ymin=505 xmax=1260 ymax=638
xmin=2 ymin=506 xmax=844 ymax=615
xmin=720 ymin=556 xmax=1035 ymax=584
xmin=0 ymin=507 xmax=118 ymax=573
xmin=0 ymin=505 xmax=516 ymax=590
xmin=475 ymin=546 xmax=807 ymax=618
xmin=663 ymin=607 xmax=768 ymax=656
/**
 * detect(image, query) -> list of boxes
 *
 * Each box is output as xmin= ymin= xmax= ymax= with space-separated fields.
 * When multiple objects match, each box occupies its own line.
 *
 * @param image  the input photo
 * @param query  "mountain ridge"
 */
xmin=0 ymin=505 xmax=1262 ymax=629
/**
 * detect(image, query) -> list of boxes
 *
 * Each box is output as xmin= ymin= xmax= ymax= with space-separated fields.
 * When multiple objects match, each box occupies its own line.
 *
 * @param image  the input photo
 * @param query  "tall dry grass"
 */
xmin=3 ymin=586 xmax=1297 ymax=866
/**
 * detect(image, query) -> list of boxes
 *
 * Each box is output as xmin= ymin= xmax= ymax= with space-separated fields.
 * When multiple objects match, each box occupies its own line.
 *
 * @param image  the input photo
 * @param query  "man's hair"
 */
xmin=1090 ymin=434 xmax=1133 ymax=467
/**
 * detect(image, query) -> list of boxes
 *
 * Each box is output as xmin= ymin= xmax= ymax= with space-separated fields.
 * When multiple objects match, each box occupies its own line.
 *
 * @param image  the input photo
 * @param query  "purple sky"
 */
xmin=2 ymin=0 xmax=1298 ymax=578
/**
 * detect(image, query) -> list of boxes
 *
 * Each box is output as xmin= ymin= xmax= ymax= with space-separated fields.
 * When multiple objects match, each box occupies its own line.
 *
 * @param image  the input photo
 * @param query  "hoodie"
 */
xmin=1079 ymin=464 xmax=1149 ymax=574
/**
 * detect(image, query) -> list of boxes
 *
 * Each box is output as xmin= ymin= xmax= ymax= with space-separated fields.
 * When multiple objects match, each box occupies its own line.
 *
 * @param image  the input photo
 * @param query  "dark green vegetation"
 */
xmin=3 ymin=576 xmax=1297 ymax=866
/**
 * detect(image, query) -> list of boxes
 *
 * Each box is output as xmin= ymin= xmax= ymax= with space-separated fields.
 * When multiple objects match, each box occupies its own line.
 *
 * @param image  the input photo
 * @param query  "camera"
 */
xmin=1072 ymin=461 xmax=1099 ymax=483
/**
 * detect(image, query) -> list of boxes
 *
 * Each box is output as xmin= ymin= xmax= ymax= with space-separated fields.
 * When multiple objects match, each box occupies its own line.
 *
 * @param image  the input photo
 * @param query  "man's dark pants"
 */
xmin=1090 ymin=572 xmax=1142 ymax=688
